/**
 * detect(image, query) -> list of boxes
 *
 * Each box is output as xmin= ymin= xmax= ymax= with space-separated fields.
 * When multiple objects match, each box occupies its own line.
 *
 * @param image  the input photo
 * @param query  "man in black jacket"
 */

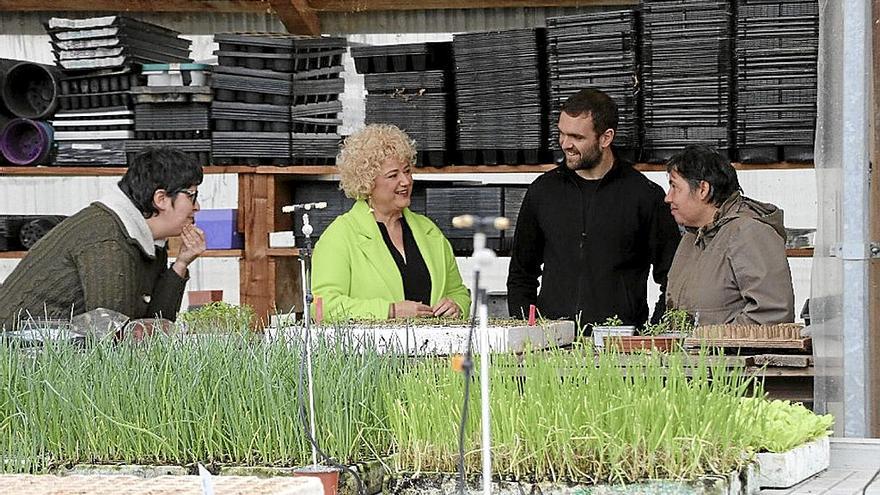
xmin=507 ymin=88 xmax=680 ymax=331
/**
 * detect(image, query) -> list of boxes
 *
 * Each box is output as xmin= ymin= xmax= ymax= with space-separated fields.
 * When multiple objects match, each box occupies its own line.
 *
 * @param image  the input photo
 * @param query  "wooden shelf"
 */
xmin=0 ymin=252 xmax=28 ymax=259
xmin=265 ymin=248 xmax=813 ymax=258
xmin=8 ymin=0 xmax=269 ymax=12
xmin=267 ymin=247 xmax=301 ymax=257
xmin=5 ymin=0 xmax=634 ymax=35
xmin=7 ymin=0 xmax=630 ymax=11
xmin=786 ymin=247 xmax=814 ymax=258
xmin=0 ymin=249 xmax=243 ymax=259
xmin=1 ymin=162 xmax=815 ymax=178
xmin=0 ymin=166 xmax=249 ymax=177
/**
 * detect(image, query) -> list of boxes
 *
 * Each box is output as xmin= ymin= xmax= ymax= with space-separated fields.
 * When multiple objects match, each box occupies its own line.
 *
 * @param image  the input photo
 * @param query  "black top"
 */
xmin=377 ymin=217 xmax=432 ymax=305
xmin=506 ymin=158 xmax=681 ymax=328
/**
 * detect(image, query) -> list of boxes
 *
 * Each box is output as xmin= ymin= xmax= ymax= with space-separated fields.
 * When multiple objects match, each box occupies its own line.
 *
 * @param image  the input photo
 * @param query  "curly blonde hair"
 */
xmin=337 ymin=124 xmax=418 ymax=199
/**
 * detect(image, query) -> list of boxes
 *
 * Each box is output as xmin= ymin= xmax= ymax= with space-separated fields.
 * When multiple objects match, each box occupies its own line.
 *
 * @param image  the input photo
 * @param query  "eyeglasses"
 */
xmin=177 ymin=189 xmax=199 ymax=204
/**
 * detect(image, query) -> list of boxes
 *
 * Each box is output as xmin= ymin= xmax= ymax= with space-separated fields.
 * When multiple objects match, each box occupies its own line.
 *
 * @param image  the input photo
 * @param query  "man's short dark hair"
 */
xmin=560 ymin=88 xmax=619 ymax=134
xmin=666 ymin=145 xmax=741 ymax=207
xmin=119 ymin=146 xmax=203 ymax=218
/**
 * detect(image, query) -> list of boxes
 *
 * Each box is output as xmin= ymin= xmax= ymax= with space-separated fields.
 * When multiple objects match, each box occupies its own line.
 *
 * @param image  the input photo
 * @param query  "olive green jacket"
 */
xmin=666 ymin=192 xmax=794 ymax=325
xmin=311 ymin=200 xmax=471 ymax=320
xmin=0 ymin=203 xmax=186 ymax=330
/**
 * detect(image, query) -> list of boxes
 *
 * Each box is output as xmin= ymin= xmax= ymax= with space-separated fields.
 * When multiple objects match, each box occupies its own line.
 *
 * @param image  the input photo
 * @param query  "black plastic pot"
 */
xmin=0 ymin=59 xmax=60 ymax=119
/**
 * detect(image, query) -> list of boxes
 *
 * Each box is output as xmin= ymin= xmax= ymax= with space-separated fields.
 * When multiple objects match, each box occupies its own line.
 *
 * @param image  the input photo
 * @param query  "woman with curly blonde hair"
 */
xmin=311 ymin=124 xmax=470 ymax=320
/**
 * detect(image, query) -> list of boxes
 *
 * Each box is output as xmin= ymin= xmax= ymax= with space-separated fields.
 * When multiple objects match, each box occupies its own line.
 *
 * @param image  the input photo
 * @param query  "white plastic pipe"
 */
xmin=473 ymin=231 xmax=493 ymax=495
xmin=479 ymin=297 xmax=491 ymax=495
xmin=300 ymin=226 xmax=318 ymax=466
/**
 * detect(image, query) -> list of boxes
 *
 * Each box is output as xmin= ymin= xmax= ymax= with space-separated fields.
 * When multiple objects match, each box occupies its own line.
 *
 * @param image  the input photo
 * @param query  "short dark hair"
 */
xmin=666 ymin=145 xmax=741 ymax=207
xmin=119 ymin=147 xmax=203 ymax=218
xmin=560 ymin=88 xmax=619 ymax=134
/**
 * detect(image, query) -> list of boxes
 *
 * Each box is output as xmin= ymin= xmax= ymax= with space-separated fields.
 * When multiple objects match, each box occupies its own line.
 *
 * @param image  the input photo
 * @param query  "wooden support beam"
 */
xmin=268 ymin=0 xmax=321 ymax=35
xmin=869 ymin=0 xmax=880 ymax=437
xmin=308 ymin=0 xmax=634 ymax=12
xmin=7 ymin=0 xmax=634 ymax=12
xmin=5 ymin=0 xmax=270 ymax=12
xmin=239 ymin=173 xmax=274 ymax=326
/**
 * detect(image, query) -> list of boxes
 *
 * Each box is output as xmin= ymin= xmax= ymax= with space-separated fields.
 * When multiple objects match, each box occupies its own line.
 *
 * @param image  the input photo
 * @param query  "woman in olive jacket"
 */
xmin=311 ymin=124 xmax=470 ymax=321
xmin=664 ymin=145 xmax=795 ymax=325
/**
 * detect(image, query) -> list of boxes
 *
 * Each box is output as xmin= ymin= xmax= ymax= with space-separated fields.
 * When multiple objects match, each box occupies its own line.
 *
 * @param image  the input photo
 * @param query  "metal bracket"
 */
xmin=829 ymin=242 xmax=880 ymax=259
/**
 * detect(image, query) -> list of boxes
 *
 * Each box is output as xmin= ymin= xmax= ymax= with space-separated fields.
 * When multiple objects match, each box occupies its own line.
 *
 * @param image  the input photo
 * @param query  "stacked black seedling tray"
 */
xmin=409 ymin=183 xmax=427 ymax=215
xmin=56 ymin=70 xmax=143 ymax=112
xmin=453 ymin=29 xmax=550 ymax=165
xmin=127 ymin=64 xmax=212 ymax=165
xmin=352 ymin=42 xmax=455 ymax=167
xmin=46 ymin=16 xmax=191 ymax=166
xmin=499 ymin=186 xmax=528 ymax=255
xmin=547 ymin=10 xmax=641 ymax=161
xmin=211 ymin=33 xmax=346 ymax=166
xmin=46 ymin=16 xmax=191 ymax=71
xmin=51 ymin=107 xmax=133 ymax=166
xmin=125 ymin=139 xmax=211 ymax=166
xmin=425 ymin=186 xmax=504 ymax=255
xmin=641 ymin=0 xmax=734 ymax=163
xmin=134 ymin=102 xmax=209 ymax=135
xmin=735 ymin=0 xmax=818 ymax=163
xmin=288 ymin=180 xmax=353 ymax=247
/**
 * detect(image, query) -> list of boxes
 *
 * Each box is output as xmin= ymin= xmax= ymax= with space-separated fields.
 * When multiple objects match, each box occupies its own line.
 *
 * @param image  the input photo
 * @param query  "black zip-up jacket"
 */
xmin=507 ymin=159 xmax=681 ymax=329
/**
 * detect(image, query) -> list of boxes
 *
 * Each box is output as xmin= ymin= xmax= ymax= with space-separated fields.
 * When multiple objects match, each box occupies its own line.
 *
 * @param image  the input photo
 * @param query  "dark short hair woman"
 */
xmin=311 ymin=124 xmax=471 ymax=320
xmin=663 ymin=144 xmax=794 ymax=325
xmin=0 ymin=146 xmax=206 ymax=331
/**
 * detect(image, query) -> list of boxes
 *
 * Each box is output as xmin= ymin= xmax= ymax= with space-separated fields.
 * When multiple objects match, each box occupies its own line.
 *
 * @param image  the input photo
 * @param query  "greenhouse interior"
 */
xmin=0 ymin=0 xmax=878 ymax=494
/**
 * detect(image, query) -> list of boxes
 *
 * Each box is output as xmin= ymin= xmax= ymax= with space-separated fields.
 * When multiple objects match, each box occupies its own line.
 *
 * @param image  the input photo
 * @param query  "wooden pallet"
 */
xmin=684 ymin=336 xmax=812 ymax=352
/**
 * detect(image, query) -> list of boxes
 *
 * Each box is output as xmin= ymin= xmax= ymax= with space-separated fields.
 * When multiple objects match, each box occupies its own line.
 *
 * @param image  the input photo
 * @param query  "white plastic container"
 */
xmin=591 ymin=325 xmax=636 ymax=348
xmin=142 ymin=63 xmax=211 ymax=87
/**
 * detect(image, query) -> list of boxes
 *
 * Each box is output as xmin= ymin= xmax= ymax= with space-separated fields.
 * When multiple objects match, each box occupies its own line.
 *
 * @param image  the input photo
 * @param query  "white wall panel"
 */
xmin=0 ymin=174 xmax=238 ymax=215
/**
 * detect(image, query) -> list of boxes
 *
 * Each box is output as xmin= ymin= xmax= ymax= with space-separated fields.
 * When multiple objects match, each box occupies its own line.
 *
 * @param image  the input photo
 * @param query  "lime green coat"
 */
xmin=311 ymin=200 xmax=471 ymax=320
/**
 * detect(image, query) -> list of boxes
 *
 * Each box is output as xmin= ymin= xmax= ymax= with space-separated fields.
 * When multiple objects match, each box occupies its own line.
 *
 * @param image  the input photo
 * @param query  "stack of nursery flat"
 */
xmin=641 ymin=0 xmax=734 ymax=162
xmin=352 ymin=42 xmax=455 ymax=167
xmin=546 ymin=9 xmax=641 ymax=160
xmin=735 ymin=0 xmax=818 ymax=163
xmin=46 ymin=16 xmax=191 ymax=166
xmin=424 ymin=185 xmax=504 ymax=255
xmin=267 ymin=317 xmax=575 ymax=354
xmin=210 ymin=33 xmax=345 ymax=166
xmin=453 ymin=28 xmax=550 ymax=165
xmin=126 ymin=63 xmax=213 ymax=165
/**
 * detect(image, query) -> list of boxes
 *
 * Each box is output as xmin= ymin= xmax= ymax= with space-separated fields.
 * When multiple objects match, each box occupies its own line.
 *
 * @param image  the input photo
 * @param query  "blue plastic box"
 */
xmin=195 ymin=209 xmax=244 ymax=249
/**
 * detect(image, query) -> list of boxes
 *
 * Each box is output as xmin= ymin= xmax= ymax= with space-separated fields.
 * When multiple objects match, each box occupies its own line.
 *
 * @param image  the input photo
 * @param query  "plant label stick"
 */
xmin=528 ymin=304 xmax=536 ymax=326
xmin=198 ymin=463 xmax=215 ymax=495
xmin=315 ymin=297 xmax=324 ymax=324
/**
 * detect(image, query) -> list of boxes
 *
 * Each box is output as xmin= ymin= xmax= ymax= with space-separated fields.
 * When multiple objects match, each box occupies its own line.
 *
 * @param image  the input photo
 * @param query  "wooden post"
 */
xmin=239 ymin=172 xmax=274 ymax=326
xmin=238 ymin=172 xmax=299 ymax=328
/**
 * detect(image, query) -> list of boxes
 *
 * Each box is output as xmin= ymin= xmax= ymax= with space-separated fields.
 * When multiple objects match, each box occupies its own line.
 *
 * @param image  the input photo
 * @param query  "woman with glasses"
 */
xmin=311 ymin=124 xmax=471 ymax=321
xmin=0 ymin=146 xmax=206 ymax=331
